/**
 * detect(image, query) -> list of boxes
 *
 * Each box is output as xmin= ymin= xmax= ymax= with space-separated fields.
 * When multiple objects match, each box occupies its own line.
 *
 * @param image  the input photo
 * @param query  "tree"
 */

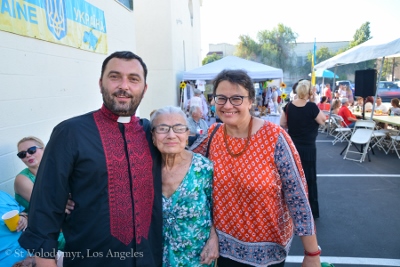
xmin=334 ymin=21 xmax=374 ymax=78
xmin=350 ymin=22 xmax=372 ymax=48
xmin=235 ymin=35 xmax=261 ymax=61
xmin=235 ymin=24 xmax=297 ymax=71
xmin=202 ymin=53 xmax=222 ymax=65
xmin=300 ymin=47 xmax=336 ymax=76
xmin=256 ymin=24 xmax=297 ymax=71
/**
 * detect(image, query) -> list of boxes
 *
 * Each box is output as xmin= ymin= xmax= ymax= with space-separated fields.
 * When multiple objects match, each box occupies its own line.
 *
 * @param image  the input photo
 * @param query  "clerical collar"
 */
xmin=117 ymin=116 xmax=131 ymax=123
xmin=100 ymin=104 xmax=135 ymax=123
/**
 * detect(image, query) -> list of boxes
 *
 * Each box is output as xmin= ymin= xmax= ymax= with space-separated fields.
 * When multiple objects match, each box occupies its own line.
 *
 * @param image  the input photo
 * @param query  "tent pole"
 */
xmin=371 ymin=57 xmax=386 ymax=119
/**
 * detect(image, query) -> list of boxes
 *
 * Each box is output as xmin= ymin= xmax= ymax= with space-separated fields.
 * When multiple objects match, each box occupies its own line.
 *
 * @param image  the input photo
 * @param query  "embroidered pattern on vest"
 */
xmin=93 ymin=106 xmax=154 ymax=245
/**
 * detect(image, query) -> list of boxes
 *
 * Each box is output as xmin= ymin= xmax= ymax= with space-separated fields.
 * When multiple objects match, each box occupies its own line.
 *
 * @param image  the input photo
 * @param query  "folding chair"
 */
xmin=385 ymin=130 xmax=400 ymax=159
xmin=371 ymin=128 xmax=390 ymax=152
xmin=343 ymin=120 xmax=375 ymax=163
xmin=319 ymin=111 xmax=333 ymax=134
xmin=331 ymin=114 xmax=352 ymax=145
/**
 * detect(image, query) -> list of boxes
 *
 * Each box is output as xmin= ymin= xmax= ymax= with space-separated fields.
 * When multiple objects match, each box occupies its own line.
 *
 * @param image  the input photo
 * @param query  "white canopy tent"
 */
xmin=314 ymin=37 xmax=400 ymax=70
xmin=314 ymin=36 xmax=400 ymax=120
xmin=182 ymin=56 xmax=283 ymax=82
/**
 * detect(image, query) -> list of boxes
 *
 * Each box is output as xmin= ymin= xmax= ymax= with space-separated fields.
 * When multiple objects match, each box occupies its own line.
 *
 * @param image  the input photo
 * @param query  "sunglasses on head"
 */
xmin=17 ymin=146 xmax=42 ymax=159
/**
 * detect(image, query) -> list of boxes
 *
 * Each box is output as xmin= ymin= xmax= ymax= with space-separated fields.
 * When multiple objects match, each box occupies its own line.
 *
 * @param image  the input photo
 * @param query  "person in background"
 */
xmin=330 ymin=99 xmax=341 ymax=115
xmin=15 ymin=137 xmax=68 ymax=251
xmin=355 ymin=97 xmax=364 ymax=110
xmin=374 ymin=96 xmax=388 ymax=114
xmin=0 ymin=191 xmax=28 ymax=267
xmin=19 ymin=51 xmax=163 ymax=267
xmin=271 ymin=85 xmax=279 ymax=113
xmin=317 ymin=96 xmax=330 ymax=111
xmin=364 ymin=96 xmax=374 ymax=112
xmin=187 ymin=105 xmax=209 ymax=146
xmin=150 ymin=106 xmax=218 ymax=266
xmin=192 ymin=70 xmax=321 ymax=267
xmin=15 ymin=136 xmax=44 ymax=213
xmin=338 ymin=98 xmax=358 ymax=127
xmin=338 ymin=84 xmax=347 ymax=99
xmin=389 ymin=98 xmax=400 ymax=115
xmin=323 ymin=83 xmax=332 ymax=103
xmin=310 ymin=85 xmax=320 ymax=104
xmin=280 ymin=80 xmax=326 ymax=219
xmin=345 ymin=86 xmax=354 ymax=105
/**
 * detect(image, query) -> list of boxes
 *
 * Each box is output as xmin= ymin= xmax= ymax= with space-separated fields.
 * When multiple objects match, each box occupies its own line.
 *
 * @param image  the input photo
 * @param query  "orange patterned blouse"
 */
xmin=192 ymin=121 xmax=316 ymax=266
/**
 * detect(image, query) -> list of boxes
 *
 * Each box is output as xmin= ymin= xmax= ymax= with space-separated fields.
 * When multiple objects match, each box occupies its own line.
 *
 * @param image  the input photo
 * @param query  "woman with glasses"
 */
xmin=150 ymin=106 xmax=218 ymax=267
xmin=15 ymin=136 xmax=45 ymax=213
xmin=191 ymin=70 xmax=321 ymax=267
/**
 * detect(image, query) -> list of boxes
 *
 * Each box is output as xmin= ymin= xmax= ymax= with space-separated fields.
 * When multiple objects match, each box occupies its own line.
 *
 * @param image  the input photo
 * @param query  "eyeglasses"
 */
xmin=214 ymin=95 xmax=249 ymax=106
xmin=152 ymin=124 xmax=189 ymax=134
xmin=17 ymin=146 xmax=43 ymax=159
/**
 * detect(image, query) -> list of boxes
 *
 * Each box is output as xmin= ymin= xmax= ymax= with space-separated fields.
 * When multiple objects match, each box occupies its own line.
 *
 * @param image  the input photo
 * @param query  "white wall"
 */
xmin=134 ymin=0 xmax=202 ymax=118
xmin=0 ymin=1 xmax=137 ymax=195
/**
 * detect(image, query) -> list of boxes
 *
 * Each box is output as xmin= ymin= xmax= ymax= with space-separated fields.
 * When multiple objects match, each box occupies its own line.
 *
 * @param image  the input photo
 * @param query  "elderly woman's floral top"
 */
xmin=162 ymin=153 xmax=214 ymax=267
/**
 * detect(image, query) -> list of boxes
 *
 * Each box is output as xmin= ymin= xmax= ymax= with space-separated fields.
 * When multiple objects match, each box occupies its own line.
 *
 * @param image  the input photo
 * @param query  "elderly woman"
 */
xmin=192 ymin=70 xmax=321 ymax=267
xmin=281 ymin=80 xmax=326 ymax=219
xmin=15 ymin=136 xmax=45 ymax=213
xmin=188 ymin=105 xmax=209 ymax=146
xmin=150 ymin=106 xmax=218 ymax=267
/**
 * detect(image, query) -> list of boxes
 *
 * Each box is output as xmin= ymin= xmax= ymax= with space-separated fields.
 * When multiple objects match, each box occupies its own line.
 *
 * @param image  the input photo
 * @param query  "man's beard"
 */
xmin=101 ymin=86 xmax=145 ymax=116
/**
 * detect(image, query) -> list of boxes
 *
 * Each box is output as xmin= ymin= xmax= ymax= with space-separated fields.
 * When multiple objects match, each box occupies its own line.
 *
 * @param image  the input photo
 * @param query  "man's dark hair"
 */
xmin=101 ymin=51 xmax=148 ymax=82
xmin=212 ymin=69 xmax=255 ymax=102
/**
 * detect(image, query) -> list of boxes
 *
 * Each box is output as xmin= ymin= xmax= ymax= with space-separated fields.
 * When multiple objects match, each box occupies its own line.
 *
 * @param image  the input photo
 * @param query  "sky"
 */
xmin=200 ymin=0 xmax=399 ymax=58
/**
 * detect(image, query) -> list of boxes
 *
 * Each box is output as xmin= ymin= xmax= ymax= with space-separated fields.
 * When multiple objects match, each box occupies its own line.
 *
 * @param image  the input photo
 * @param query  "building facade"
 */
xmin=0 ymin=0 xmax=203 ymax=194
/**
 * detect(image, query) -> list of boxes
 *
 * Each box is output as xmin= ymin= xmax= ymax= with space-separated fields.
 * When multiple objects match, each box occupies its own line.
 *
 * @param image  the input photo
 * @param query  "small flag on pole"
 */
xmin=311 ymin=38 xmax=316 ymax=86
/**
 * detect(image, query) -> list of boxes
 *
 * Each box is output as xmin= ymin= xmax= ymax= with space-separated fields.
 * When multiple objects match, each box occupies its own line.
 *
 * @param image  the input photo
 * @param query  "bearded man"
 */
xmin=19 ymin=51 xmax=162 ymax=267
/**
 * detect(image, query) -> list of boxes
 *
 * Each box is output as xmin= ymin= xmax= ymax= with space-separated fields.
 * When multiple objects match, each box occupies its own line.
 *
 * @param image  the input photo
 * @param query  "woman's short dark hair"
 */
xmin=320 ymin=96 xmax=327 ymax=103
xmin=212 ymin=70 xmax=255 ymax=103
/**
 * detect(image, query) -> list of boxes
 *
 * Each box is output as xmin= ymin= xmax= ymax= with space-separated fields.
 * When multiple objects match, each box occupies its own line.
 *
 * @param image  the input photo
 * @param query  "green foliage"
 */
xmin=333 ymin=21 xmax=373 ymax=78
xmin=235 ymin=35 xmax=261 ymax=61
xmin=350 ymin=22 xmax=372 ymax=48
xmin=380 ymin=58 xmax=399 ymax=80
xmin=235 ymin=24 xmax=297 ymax=71
xmin=202 ymin=53 xmax=222 ymax=65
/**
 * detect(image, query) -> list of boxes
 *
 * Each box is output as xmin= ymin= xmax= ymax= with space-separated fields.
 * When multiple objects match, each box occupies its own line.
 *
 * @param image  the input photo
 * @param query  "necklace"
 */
xmin=223 ymin=116 xmax=253 ymax=157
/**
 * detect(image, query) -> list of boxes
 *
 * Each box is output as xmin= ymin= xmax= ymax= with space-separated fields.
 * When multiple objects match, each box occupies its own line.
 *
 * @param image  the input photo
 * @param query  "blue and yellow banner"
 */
xmin=0 ymin=0 xmax=107 ymax=54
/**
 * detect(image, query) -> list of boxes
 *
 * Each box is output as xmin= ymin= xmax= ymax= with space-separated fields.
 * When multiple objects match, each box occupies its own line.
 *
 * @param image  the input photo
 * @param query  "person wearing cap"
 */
xmin=338 ymin=97 xmax=357 ymax=127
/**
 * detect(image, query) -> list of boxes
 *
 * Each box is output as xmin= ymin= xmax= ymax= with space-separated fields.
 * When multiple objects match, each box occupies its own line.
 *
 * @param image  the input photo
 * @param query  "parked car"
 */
xmin=377 ymin=81 xmax=400 ymax=102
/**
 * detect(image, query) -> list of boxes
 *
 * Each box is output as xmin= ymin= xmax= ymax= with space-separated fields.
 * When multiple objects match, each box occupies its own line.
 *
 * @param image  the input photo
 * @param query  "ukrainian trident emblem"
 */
xmin=45 ymin=0 xmax=67 ymax=40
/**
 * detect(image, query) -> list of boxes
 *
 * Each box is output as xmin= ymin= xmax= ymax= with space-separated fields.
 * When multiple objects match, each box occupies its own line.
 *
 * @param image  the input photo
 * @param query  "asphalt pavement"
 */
xmin=286 ymin=133 xmax=400 ymax=267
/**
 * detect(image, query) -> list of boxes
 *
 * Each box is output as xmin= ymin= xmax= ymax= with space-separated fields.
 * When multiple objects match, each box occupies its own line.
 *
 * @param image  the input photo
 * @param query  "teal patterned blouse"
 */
xmin=162 ymin=153 xmax=214 ymax=267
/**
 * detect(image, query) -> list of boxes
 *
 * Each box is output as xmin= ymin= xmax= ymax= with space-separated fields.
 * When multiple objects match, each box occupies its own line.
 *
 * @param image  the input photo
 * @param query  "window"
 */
xmin=116 ymin=0 xmax=133 ymax=10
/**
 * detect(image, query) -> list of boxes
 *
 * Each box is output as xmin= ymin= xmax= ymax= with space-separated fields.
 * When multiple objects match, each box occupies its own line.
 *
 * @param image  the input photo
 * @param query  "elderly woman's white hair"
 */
xmin=188 ymin=105 xmax=202 ymax=116
xmin=150 ymin=106 xmax=188 ymax=128
xmin=193 ymin=88 xmax=202 ymax=95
